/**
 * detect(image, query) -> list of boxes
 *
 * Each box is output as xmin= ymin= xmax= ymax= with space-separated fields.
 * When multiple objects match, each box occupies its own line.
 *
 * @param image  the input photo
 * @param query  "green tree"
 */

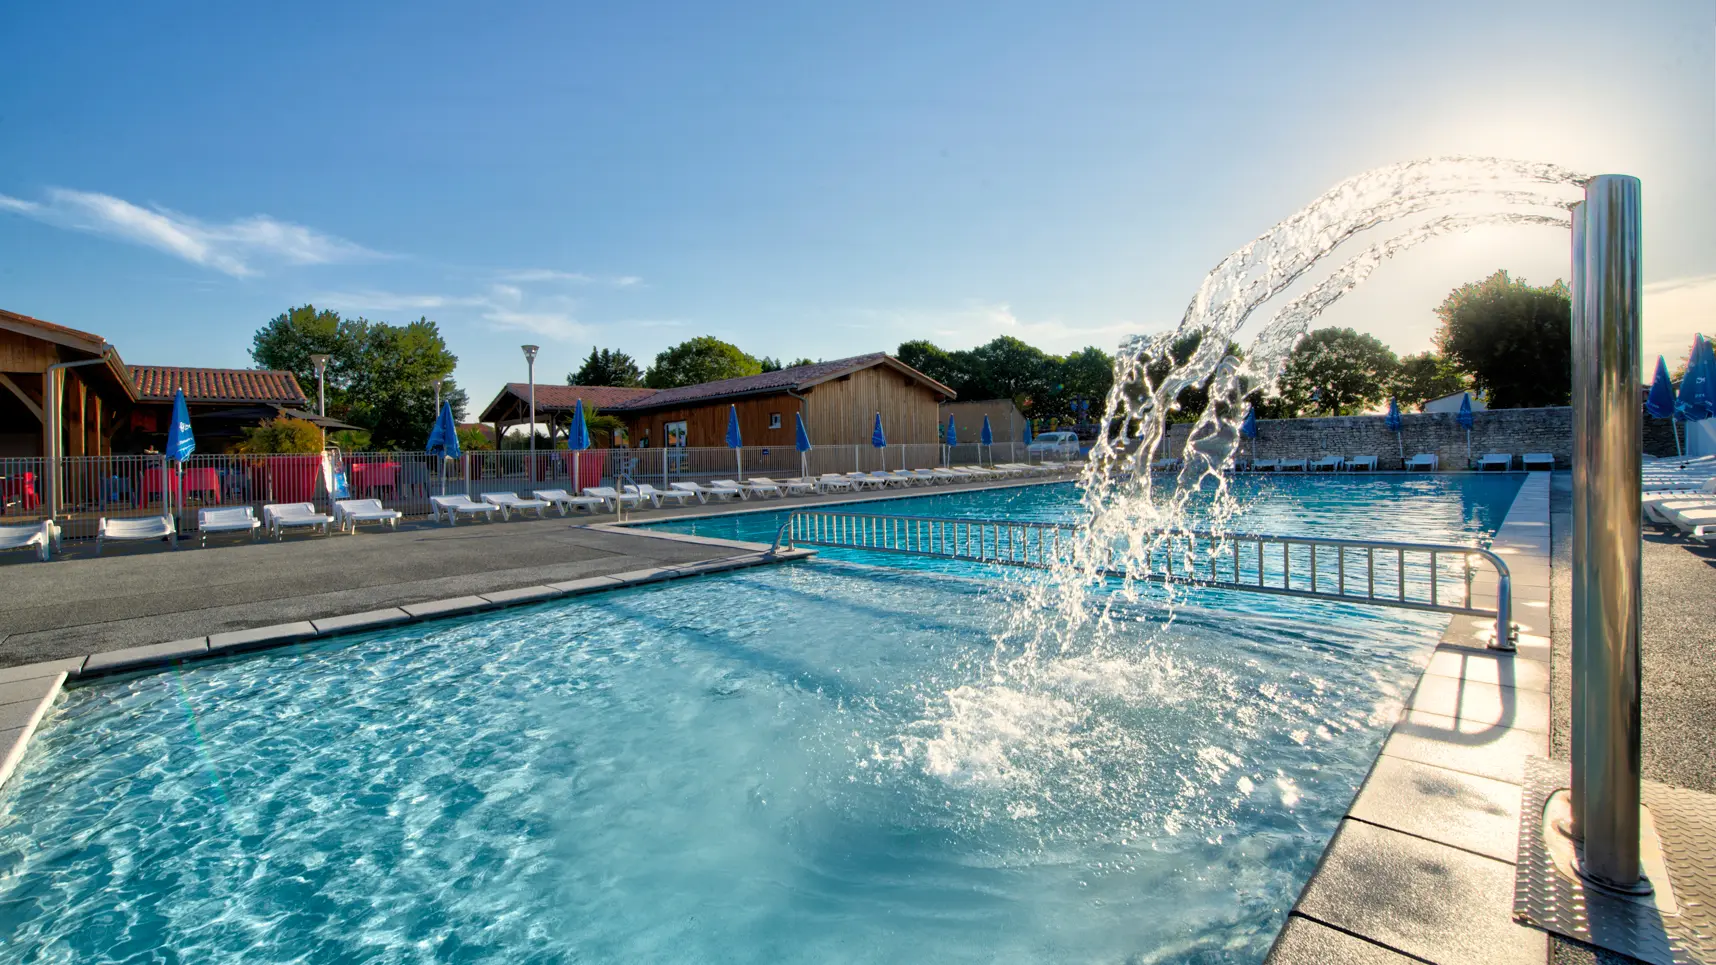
xmin=1392 ymin=351 xmax=1471 ymax=410
xmin=569 ymin=347 xmax=643 ymax=387
xmin=456 ymin=426 xmax=495 ymax=451
xmin=758 ymin=356 xmax=782 ymax=372
xmin=234 ymin=416 xmax=325 ymax=454
xmin=253 ymin=306 xmax=468 ymax=449
xmin=786 ymin=357 xmax=817 ymax=368
xmin=644 ymin=336 xmax=762 ymax=388
xmin=1272 ymin=327 xmax=1399 ymax=416
xmin=1434 ymin=270 xmax=1572 ymax=408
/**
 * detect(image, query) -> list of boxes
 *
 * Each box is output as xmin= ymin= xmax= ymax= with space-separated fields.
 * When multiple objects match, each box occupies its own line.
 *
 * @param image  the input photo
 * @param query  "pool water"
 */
xmin=0 ymin=475 xmax=1522 ymax=964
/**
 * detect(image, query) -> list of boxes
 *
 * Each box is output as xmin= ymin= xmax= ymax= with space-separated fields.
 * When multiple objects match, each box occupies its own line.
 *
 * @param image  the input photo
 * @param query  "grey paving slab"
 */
xmin=605 ymin=566 xmax=679 ymax=585
xmin=479 ymin=585 xmax=562 ymax=605
xmin=1293 ymin=819 xmax=1545 ymax=965
xmin=80 ymin=638 xmax=209 ymax=676
xmin=1382 ymin=709 xmax=1549 ymax=786
xmin=1347 ymin=756 xmax=1524 ymax=862
xmin=0 ymin=691 xmax=48 ymax=730
xmin=1266 ymin=915 xmax=1422 ymax=965
xmin=206 ymin=621 xmax=318 ymax=654
xmin=0 ymin=677 xmax=61 ymax=708
xmin=547 ymin=576 xmax=622 ymax=593
xmin=0 ymin=656 xmax=86 ymax=685
xmin=310 ymin=608 xmax=412 ymax=635
xmin=1406 ymin=674 xmax=1549 ymax=734
xmin=401 ymin=596 xmax=494 ymax=619
xmin=1424 ymin=647 xmax=1550 ymax=693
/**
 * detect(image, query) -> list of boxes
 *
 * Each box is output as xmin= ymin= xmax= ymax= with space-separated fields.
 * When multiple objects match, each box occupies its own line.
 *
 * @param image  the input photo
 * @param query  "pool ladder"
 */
xmin=771 ymin=510 xmax=1517 ymax=651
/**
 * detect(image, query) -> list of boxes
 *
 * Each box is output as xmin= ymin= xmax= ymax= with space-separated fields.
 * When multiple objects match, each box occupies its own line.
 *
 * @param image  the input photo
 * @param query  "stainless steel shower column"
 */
xmin=1567 ymin=200 xmax=1589 ymax=842
xmin=1571 ymin=174 xmax=1646 ymax=892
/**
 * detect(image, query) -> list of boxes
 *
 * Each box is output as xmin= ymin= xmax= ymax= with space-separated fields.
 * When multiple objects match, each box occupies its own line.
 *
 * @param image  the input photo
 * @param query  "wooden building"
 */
xmin=606 ymin=353 xmax=955 ymax=448
xmin=940 ymin=399 xmax=1029 ymax=448
xmin=477 ymin=383 xmax=658 ymax=446
xmin=0 ymin=306 xmax=335 ymax=459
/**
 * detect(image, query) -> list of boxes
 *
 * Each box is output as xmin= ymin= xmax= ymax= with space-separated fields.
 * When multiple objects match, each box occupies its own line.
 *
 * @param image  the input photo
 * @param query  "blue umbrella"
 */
xmin=1384 ymin=397 xmax=1403 ymax=461
xmin=979 ymin=414 xmax=993 ymax=466
xmin=1690 ymin=335 xmax=1716 ymax=420
xmin=725 ymin=404 xmax=743 ymax=479
xmin=567 ymin=399 xmax=591 ymax=490
xmin=871 ymin=412 xmax=886 ymax=470
xmin=1239 ymin=404 xmax=1257 ymax=463
xmin=944 ymin=415 xmax=957 ymax=467
xmin=1646 ymin=356 xmax=1679 ymax=455
xmin=425 ymin=400 xmax=460 ymax=494
xmin=1456 ymin=392 xmax=1474 ymax=466
xmin=794 ymin=411 xmax=812 ymax=478
xmin=1023 ymin=419 xmax=1033 ymax=445
xmin=166 ymin=388 xmax=196 ymax=462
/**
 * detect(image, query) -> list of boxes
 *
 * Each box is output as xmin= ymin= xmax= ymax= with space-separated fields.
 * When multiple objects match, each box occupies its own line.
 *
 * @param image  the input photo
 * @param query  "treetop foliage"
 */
xmin=644 ymin=336 xmax=762 ymax=388
xmin=1434 ymin=270 xmax=1571 ymax=408
xmin=569 ymin=347 xmax=643 ymax=387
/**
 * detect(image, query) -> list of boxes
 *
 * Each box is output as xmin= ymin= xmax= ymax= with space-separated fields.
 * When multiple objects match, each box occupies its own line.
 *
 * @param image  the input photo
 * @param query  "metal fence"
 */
xmin=771 ymin=510 xmax=1517 ymax=650
xmin=0 ymin=443 xmax=1048 ymax=539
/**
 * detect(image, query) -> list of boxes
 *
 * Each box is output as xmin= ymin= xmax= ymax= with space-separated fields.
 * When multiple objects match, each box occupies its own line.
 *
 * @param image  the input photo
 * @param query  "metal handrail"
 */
xmin=772 ymin=510 xmax=1516 ymax=651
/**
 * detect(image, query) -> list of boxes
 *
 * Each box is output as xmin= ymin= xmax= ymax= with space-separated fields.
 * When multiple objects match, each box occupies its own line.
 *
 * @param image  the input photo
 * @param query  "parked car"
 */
xmin=1027 ymin=431 xmax=1081 ymax=460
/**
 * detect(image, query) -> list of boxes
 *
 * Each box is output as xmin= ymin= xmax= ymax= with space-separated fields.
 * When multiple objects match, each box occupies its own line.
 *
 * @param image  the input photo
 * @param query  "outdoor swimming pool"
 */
xmin=0 ymin=475 xmax=1523 ymax=964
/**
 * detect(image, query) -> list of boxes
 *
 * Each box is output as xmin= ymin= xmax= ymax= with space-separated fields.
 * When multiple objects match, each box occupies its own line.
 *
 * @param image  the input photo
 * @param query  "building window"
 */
xmin=665 ymin=421 xmax=688 ymax=447
xmin=769 ymin=412 xmax=782 ymax=429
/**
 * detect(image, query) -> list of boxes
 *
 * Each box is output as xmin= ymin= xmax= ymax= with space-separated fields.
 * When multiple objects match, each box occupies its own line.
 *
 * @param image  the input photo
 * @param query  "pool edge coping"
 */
xmin=1264 ymin=470 xmax=1553 ymax=965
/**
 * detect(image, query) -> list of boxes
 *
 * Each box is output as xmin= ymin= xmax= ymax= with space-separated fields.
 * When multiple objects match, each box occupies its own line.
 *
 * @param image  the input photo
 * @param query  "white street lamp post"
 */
xmin=522 ymin=345 xmax=539 ymax=482
xmin=309 ymin=354 xmax=330 ymax=417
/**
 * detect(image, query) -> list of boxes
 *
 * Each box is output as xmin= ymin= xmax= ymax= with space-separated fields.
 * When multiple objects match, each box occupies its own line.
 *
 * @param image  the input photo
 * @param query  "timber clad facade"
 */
xmin=604 ymin=354 xmax=954 ymax=449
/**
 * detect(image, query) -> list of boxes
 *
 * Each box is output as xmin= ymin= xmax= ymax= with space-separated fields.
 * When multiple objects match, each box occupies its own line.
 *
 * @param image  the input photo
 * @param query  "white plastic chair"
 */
xmin=333 ymin=498 xmax=402 ymax=533
xmin=0 ymin=520 xmax=56 ymax=561
xmin=197 ymin=506 xmax=261 ymax=546
xmin=98 ymin=515 xmax=177 ymax=554
xmin=263 ymin=503 xmax=334 ymax=539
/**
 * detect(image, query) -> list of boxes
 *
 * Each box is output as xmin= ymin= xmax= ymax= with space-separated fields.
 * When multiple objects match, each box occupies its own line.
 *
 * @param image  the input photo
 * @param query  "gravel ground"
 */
xmin=1548 ymin=471 xmax=1716 ymax=965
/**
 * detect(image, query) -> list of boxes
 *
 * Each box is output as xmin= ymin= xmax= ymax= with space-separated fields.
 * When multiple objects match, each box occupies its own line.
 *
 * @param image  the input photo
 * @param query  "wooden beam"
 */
xmin=0 ymin=373 xmax=43 ymax=422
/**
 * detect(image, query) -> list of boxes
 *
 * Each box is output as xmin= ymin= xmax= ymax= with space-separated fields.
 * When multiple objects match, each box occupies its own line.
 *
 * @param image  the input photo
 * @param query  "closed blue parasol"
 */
xmin=979 ymin=414 xmax=993 ymax=466
xmin=1646 ymin=356 xmax=1679 ymax=455
xmin=871 ymin=411 xmax=886 ymax=470
xmin=568 ymin=399 xmax=591 ymax=490
xmin=1457 ymin=393 xmax=1474 ymax=465
xmin=794 ymin=411 xmax=812 ymax=478
xmin=1239 ymin=404 xmax=1257 ymax=462
xmin=944 ymin=415 xmax=957 ymax=467
xmin=166 ymin=388 xmax=196 ymax=463
xmin=1384 ymin=398 xmax=1403 ymax=461
xmin=1023 ymin=419 xmax=1033 ymax=445
xmin=726 ymin=404 xmax=743 ymax=479
xmin=425 ymin=400 xmax=460 ymax=494
xmin=1685 ymin=335 xmax=1716 ymax=420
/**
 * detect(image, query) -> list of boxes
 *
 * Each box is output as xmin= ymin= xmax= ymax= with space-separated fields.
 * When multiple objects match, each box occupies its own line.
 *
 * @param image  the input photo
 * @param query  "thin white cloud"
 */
xmin=497 ymin=268 xmax=642 ymax=287
xmin=854 ymin=302 xmax=1144 ymax=354
xmin=0 ymin=187 xmax=380 ymax=277
xmin=313 ymin=290 xmax=486 ymax=313
xmin=317 ymin=282 xmax=589 ymax=341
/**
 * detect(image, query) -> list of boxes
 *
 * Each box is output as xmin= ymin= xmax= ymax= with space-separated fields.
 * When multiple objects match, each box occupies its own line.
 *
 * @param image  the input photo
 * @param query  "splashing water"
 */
xmin=916 ymin=156 xmax=1588 ymax=786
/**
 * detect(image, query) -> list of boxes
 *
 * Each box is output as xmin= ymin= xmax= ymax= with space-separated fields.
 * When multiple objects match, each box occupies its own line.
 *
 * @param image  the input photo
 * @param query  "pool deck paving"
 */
xmin=1269 ymin=471 xmax=1554 ymax=965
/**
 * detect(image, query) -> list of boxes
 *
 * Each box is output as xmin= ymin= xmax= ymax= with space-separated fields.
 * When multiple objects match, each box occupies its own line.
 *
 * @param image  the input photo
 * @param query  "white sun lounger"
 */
xmin=583 ymin=486 xmax=646 ymax=511
xmin=1478 ymin=453 xmax=1513 ymax=471
xmin=908 ymin=469 xmax=941 ymax=484
xmin=533 ymin=489 xmax=606 ymax=514
xmin=1251 ymin=459 xmax=1279 ymax=472
xmin=626 ymin=483 xmax=696 ymax=508
xmin=1664 ymin=505 xmax=1716 ymax=535
xmin=196 ymin=506 xmax=261 ymax=546
xmin=747 ymin=477 xmax=816 ymax=496
xmin=871 ymin=471 xmax=914 ymax=487
xmin=1309 ymin=456 xmax=1344 ymax=472
xmin=263 ymin=502 xmax=334 ymax=539
xmin=1646 ymin=497 xmax=1716 ymax=527
xmin=481 ymin=492 xmax=550 ymax=520
xmin=1345 ymin=456 xmax=1378 ymax=472
xmin=98 ymin=514 xmax=177 ymax=553
xmin=1405 ymin=453 xmax=1439 ymax=471
xmin=333 ymin=498 xmax=402 ymax=533
xmin=0 ymin=520 xmax=57 ymax=561
xmin=670 ymin=481 xmax=743 ymax=503
xmin=844 ymin=472 xmax=887 ymax=490
xmin=930 ymin=468 xmax=970 ymax=482
xmin=1277 ymin=459 xmax=1309 ymax=471
xmin=815 ymin=474 xmax=854 ymax=492
xmin=1521 ymin=453 xmax=1555 ymax=471
xmin=956 ymin=466 xmax=999 ymax=478
xmin=431 ymin=494 xmax=500 ymax=524
xmin=715 ymin=478 xmax=782 ymax=499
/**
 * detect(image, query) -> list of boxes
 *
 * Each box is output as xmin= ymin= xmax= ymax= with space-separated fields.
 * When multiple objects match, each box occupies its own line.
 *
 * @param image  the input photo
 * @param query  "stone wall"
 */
xmin=1163 ymin=406 xmax=1575 ymax=470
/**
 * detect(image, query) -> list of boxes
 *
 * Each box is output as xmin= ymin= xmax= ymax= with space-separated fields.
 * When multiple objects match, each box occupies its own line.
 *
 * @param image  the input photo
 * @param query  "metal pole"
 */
xmin=1572 ymin=174 xmax=1646 ymax=893
xmin=1568 ymin=200 xmax=1590 ymax=842
xmin=522 ymin=345 xmax=539 ymax=484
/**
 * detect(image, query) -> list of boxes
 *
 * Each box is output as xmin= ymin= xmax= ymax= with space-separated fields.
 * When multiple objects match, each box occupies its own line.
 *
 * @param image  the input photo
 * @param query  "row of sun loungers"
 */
xmin=1642 ymin=456 xmax=1716 ymax=544
xmin=1231 ymin=452 xmax=1554 ymax=472
xmin=1 ymin=462 xmax=1075 ymax=558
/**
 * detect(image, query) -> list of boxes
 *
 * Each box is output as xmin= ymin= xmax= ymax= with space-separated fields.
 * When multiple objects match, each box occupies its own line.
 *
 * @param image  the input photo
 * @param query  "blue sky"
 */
xmin=2 ymin=1 xmax=1711 ymax=409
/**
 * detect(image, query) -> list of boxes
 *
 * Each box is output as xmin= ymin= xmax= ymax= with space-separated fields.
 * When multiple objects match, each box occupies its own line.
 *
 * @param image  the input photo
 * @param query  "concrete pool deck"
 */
xmin=1269 ymin=471 xmax=1554 ymax=965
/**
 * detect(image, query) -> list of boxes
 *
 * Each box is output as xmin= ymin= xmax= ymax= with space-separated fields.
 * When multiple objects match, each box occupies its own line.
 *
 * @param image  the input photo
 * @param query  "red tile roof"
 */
xmin=0 ymin=307 xmax=108 ymax=353
xmin=604 ymin=353 xmax=954 ymax=412
xmin=479 ymin=383 xmax=658 ymax=421
xmin=130 ymin=365 xmax=309 ymax=404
